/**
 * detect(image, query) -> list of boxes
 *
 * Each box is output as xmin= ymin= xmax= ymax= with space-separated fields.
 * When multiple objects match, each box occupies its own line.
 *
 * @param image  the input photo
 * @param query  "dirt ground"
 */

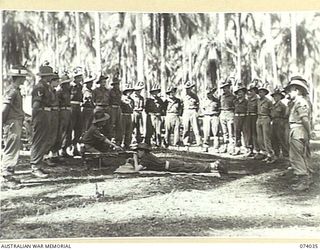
xmin=1 ymin=142 xmax=320 ymax=239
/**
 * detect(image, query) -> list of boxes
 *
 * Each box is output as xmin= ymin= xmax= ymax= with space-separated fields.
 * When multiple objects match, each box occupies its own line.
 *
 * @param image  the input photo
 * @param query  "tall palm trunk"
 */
xmin=135 ymin=14 xmax=145 ymax=85
xmin=218 ymin=13 xmax=227 ymax=81
xmin=291 ymin=13 xmax=297 ymax=73
xmin=94 ymin=12 xmax=101 ymax=72
xmin=75 ymin=12 xmax=81 ymax=66
xmin=160 ymin=14 xmax=166 ymax=96
xmin=236 ymin=13 xmax=242 ymax=81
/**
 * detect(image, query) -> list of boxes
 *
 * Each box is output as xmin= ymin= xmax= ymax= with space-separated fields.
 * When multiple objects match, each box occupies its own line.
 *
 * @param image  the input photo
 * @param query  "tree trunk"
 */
xmin=218 ymin=13 xmax=227 ymax=79
xmin=75 ymin=12 xmax=81 ymax=66
xmin=236 ymin=13 xmax=242 ymax=81
xmin=94 ymin=12 xmax=101 ymax=72
xmin=291 ymin=13 xmax=297 ymax=73
xmin=135 ymin=13 xmax=145 ymax=84
xmin=160 ymin=14 xmax=166 ymax=96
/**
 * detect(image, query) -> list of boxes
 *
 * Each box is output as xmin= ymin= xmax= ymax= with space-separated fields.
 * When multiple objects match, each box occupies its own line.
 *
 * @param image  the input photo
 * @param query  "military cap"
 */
xmin=123 ymin=83 xmax=134 ymax=93
xmin=134 ymin=81 xmax=145 ymax=90
xmin=84 ymin=75 xmax=96 ymax=84
xmin=150 ymin=83 xmax=161 ymax=93
xmin=206 ymin=87 xmax=217 ymax=94
xmin=247 ymin=79 xmax=261 ymax=92
xmin=166 ymin=85 xmax=177 ymax=94
xmin=92 ymin=112 xmax=110 ymax=124
xmin=95 ymin=74 xmax=109 ymax=83
xmin=258 ymin=82 xmax=270 ymax=95
xmin=73 ymin=67 xmax=83 ymax=77
xmin=8 ymin=65 xmax=28 ymax=77
xmin=271 ymin=86 xmax=285 ymax=99
xmin=220 ymin=79 xmax=232 ymax=89
xmin=284 ymin=76 xmax=309 ymax=94
xmin=184 ymin=81 xmax=195 ymax=89
xmin=51 ymin=71 xmax=60 ymax=81
xmin=37 ymin=63 xmax=56 ymax=77
xmin=234 ymin=82 xmax=247 ymax=95
xmin=111 ymin=74 xmax=121 ymax=85
xmin=60 ymin=74 xmax=72 ymax=84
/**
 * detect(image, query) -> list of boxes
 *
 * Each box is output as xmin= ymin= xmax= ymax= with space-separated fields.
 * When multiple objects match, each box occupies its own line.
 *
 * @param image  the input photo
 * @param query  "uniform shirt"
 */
xmin=82 ymin=86 xmax=94 ymax=108
xmin=257 ymin=97 xmax=273 ymax=116
xmin=234 ymin=98 xmax=248 ymax=114
xmin=145 ymin=96 xmax=165 ymax=114
xmin=57 ymin=87 xmax=71 ymax=107
xmin=121 ymin=95 xmax=134 ymax=114
xmin=81 ymin=124 xmax=106 ymax=147
xmin=220 ymin=92 xmax=236 ymax=111
xmin=271 ymin=100 xmax=287 ymax=119
xmin=247 ymin=95 xmax=258 ymax=114
xmin=32 ymin=79 xmax=52 ymax=108
xmin=50 ymin=88 xmax=60 ymax=107
xmin=164 ymin=96 xmax=182 ymax=115
xmin=289 ymin=96 xmax=310 ymax=124
xmin=131 ymin=92 xmax=144 ymax=111
xmin=109 ymin=88 xmax=122 ymax=106
xmin=202 ymin=96 xmax=220 ymax=115
xmin=3 ymin=85 xmax=24 ymax=122
xmin=92 ymin=86 xmax=110 ymax=106
xmin=182 ymin=92 xmax=199 ymax=110
xmin=70 ymin=82 xmax=83 ymax=102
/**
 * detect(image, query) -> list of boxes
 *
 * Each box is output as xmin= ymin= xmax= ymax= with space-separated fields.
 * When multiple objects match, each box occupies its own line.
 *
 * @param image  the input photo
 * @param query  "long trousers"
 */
xmin=244 ymin=114 xmax=259 ymax=152
xmin=132 ymin=111 xmax=144 ymax=143
xmin=256 ymin=116 xmax=274 ymax=157
xmin=272 ymin=119 xmax=289 ymax=157
xmin=165 ymin=113 xmax=181 ymax=146
xmin=30 ymin=110 xmax=50 ymax=168
xmin=219 ymin=111 xmax=234 ymax=149
xmin=145 ymin=113 xmax=162 ymax=145
xmin=182 ymin=109 xmax=201 ymax=145
xmin=289 ymin=126 xmax=312 ymax=176
xmin=70 ymin=104 xmax=82 ymax=147
xmin=60 ymin=110 xmax=72 ymax=150
xmin=203 ymin=115 xmax=219 ymax=149
xmin=1 ymin=119 xmax=23 ymax=173
xmin=122 ymin=113 xmax=133 ymax=148
xmin=234 ymin=115 xmax=246 ymax=147
xmin=46 ymin=110 xmax=60 ymax=154
xmin=110 ymin=106 xmax=123 ymax=144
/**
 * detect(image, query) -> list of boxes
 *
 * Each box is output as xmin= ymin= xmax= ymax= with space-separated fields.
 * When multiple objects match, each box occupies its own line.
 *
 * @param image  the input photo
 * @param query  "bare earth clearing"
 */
xmin=1 ymin=142 xmax=320 ymax=239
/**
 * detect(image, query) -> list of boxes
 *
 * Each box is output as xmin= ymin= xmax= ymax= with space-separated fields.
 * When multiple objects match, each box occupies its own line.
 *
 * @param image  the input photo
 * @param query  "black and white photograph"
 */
xmin=1 ymin=9 xmax=320 ymax=240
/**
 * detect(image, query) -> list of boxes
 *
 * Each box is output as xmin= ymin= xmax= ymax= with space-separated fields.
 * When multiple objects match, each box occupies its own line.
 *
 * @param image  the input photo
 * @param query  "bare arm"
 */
xmin=301 ymin=117 xmax=311 ymax=140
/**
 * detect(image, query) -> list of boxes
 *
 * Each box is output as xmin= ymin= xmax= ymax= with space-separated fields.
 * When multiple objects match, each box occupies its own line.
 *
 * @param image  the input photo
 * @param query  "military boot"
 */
xmin=291 ymin=175 xmax=310 ymax=191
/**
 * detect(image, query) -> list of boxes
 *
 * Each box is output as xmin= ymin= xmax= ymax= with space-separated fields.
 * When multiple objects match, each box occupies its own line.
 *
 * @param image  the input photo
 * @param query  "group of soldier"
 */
xmin=1 ymin=62 xmax=314 ymax=191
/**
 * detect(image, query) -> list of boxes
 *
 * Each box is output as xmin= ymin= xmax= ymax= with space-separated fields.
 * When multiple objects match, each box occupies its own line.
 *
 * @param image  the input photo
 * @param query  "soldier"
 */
xmin=163 ymin=86 xmax=182 ymax=147
xmin=82 ymin=75 xmax=95 ymax=133
xmin=69 ymin=68 xmax=83 ymax=156
xmin=256 ymin=83 xmax=276 ymax=163
xmin=80 ymin=112 xmax=122 ymax=153
xmin=219 ymin=79 xmax=236 ymax=153
xmin=30 ymin=64 xmax=57 ymax=178
xmin=109 ymin=75 xmax=123 ymax=145
xmin=245 ymin=80 xmax=260 ymax=157
xmin=92 ymin=74 xmax=110 ymax=137
xmin=2 ymin=65 xmax=28 ymax=187
xmin=201 ymin=87 xmax=220 ymax=151
xmin=284 ymin=76 xmax=313 ymax=191
xmin=45 ymin=72 xmax=61 ymax=165
xmin=182 ymin=81 xmax=202 ymax=146
xmin=270 ymin=87 xmax=289 ymax=159
xmin=233 ymin=83 xmax=248 ymax=155
xmin=131 ymin=81 xmax=145 ymax=143
xmin=121 ymin=83 xmax=134 ymax=150
xmin=57 ymin=74 xmax=72 ymax=158
xmin=145 ymin=84 xmax=165 ymax=146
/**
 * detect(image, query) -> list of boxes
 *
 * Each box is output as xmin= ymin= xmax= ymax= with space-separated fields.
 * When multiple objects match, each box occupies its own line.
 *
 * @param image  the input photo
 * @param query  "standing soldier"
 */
xmin=109 ymin=75 xmax=123 ymax=145
xmin=232 ymin=82 xmax=248 ymax=155
xmin=121 ymin=83 xmax=134 ymax=149
xmin=82 ymin=74 xmax=95 ymax=133
xmin=256 ymin=83 xmax=276 ymax=163
xmin=201 ymin=87 xmax=220 ymax=152
xmin=45 ymin=72 xmax=61 ymax=165
xmin=69 ymin=68 xmax=83 ymax=156
xmin=270 ymin=87 xmax=289 ymax=160
xmin=145 ymin=84 xmax=165 ymax=146
xmin=131 ymin=81 xmax=145 ymax=143
xmin=219 ymin=79 xmax=236 ymax=153
xmin=164 ymin=86 xmax=182 ymax=147
xmin=57 ymin=73 xmax=72 ymax=158
xmin=182 ymin=81 xmax=202 ymax=146
xmin=92 ymin=74 xmax=110 ymax=137
xmin=284 ymin=76 xmax=313 ymax=191
xmin=30 ymin=64 xmax=56 ymax=178
xmin=245 ymin=80 xmax=260 ymax=157
xmin=2 ymin=65 xmax=28 ymax=187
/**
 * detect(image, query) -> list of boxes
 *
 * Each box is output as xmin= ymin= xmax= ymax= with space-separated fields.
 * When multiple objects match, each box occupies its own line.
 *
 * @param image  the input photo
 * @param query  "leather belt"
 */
xmin=134 ymin=109 xmax=143 ymax=112
xmin=122 ymin=113 xmax=132 ymax=115
xmin=290 ymin=123 xmax=303 ymax=129
xmin=70 ymin=101 xmax=81 ymax=105
xmin=51 ymin=107 xmax=60 ymax=111
xmin=220 ymin=109 xmax=234 ymax=111
xmin=38 ymin=107 xmax=51 ymax=111
xmin=258 ymin=114 xmax=270 ymax=117
xmin=96 ymin=103 xmax=109 ymax=107
xmin=248 ymin=113 xmax=257 ymax=116
xmin=60 ymin=107 xmax=71 ymax=110
xmin=204 ymin=113 xmax=219 ymax=116
xmin=111 ymin=105 xmax=120 ymax=108
xmin=235 ymin=113 xmax=246 ymax=117
xmin=149 ymin=113 xmax=161 ymax=116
